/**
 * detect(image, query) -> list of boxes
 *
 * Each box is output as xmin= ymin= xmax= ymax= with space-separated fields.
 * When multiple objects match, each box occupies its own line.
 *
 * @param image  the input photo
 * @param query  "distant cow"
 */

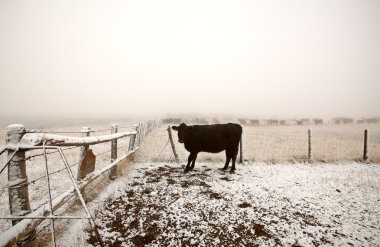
xmin=171 ymin=123 xmax=242 ymax=173
xmin=238 ymin=118 xmax=247 ymax=125
xmin=250 ymin=119 xmax=259 ymax=125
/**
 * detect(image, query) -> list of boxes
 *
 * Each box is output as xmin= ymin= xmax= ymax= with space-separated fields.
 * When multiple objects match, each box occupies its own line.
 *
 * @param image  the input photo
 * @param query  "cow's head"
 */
xmin=171 ymin=123 xmax=189 ymax=143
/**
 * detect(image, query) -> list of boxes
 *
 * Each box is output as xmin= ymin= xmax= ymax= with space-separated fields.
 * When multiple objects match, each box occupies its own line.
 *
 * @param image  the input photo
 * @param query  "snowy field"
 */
xmin=1 ymin=122 xmax=380 ymax=246
xmin=138 ymin=124 xmax=380 ymax=164
xmin=83 ymin=161 xmax=380 ymax=246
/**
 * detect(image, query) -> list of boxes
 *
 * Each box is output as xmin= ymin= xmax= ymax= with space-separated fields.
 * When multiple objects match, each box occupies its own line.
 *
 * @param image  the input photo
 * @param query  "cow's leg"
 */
xmin=230 ymin=155 xmax=237 ymax=172
xmin=185 ymin=152 xmax=196 ymax=173
xmin=190 ymin=152 xmax=198 ymax=170
xmin=222 ymin=151 xmax=231 ymax=170
xmin=230 ymin=148 xmax=239 ymax=173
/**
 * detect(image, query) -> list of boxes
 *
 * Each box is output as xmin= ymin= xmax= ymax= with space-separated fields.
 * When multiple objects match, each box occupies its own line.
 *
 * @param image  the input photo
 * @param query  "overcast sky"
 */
xmin=0 ymin=0 xmax=379 ymax=119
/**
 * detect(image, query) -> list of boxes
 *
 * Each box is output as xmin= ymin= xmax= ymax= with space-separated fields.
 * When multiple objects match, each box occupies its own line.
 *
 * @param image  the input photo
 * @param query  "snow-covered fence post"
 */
xmin=109 ymin=124 xmax=118 ymax=180
xmin=135 ymin=123 xmax=139 ymax=147
xmin=138 ymin=122 xmax=143 ymax=146
xmin=77 ymin=127 xmax=94 ymax=181
xmin=140 ymin=122 xmax=144 ymax=143
xmin=149 ymin=120 xmax=154 ymax=132
xmin=6 ymin=124 xmax=36 ymax=246
xmin=167 ymin=126 xmax=179 ymax=163
xmin=363 ymin=129 xmax=368 ymax=162
xmin=128 ymin=125 xmax=138 ymax=151
xmin=142 ymin=122 xmax=147 ymax=140
xmin=308 ymin=129 xmax=312 ymax=162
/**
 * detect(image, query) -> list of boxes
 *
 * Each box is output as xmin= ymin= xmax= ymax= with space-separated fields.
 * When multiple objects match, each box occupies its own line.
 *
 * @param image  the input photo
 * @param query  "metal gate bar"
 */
xmin=0 ymin=146 xmax=105 ymax=247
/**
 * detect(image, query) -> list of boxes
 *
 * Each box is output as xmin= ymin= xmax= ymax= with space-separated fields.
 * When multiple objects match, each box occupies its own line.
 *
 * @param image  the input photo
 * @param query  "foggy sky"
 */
xmin=1 ymin=0 xmax=379 ymax=119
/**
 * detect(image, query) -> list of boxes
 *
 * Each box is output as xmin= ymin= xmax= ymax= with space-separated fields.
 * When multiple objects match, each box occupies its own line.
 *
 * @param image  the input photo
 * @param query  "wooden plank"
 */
xmin=9 ymin=131 xmax=137 ymax=148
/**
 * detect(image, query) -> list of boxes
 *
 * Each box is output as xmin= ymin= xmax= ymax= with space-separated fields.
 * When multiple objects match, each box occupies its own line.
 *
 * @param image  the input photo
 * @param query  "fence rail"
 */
xmin=0 ymin=119 xmax=157 ymax=247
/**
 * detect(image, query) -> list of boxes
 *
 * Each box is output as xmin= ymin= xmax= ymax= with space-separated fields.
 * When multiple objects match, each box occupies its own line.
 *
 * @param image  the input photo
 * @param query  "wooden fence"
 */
xmin=0 ymin=119 xmax=157 ymax=247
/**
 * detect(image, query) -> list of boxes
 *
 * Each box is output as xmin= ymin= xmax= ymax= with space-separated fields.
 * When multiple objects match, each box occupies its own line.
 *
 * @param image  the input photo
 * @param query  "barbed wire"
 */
xmin=1 ymin=161 xmax=80 ymax=191
xmin=29 ymin=162 xmax=80 ymax=186
xmin=90 ymin=128 xmax=111 ymax=133
xmin=26 ymin=125 xmax=138 ymax=134
xmin=118 ymin=125 xmax=137 ymax=130
xmin=116 ymin=144 xmax=130 ymax=150
xmin=93 ymin=144 xmax=130 ymax=157
xmin=26 ymin=130 xmax=82 ymax=134
xmin=31 ymin=189 xmax=80 ymax=246
xmin=0 ymin=187 xmax=5 ymax=198
xmin=94 ymin=150 xmax=111 ymax=157
xmin=30 ymin=189 xmax=70 ymax=213
xmin=24 ymin=147 xmax=80 ymax=162
xmin=153 ymin=138 xmax=170 ymax=161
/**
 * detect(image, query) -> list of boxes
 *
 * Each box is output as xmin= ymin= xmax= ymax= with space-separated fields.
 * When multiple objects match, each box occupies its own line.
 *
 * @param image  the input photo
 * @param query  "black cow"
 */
xmin=171 ymin=123 xmax=242 ymax=173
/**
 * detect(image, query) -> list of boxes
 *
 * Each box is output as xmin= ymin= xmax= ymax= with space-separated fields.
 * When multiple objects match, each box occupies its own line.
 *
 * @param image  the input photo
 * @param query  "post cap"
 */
xmin=7 ymin=124 xmax=26 ymax=134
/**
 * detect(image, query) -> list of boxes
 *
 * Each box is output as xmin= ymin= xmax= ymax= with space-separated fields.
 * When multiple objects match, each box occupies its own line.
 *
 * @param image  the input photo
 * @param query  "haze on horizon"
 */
xmin=1 ymin=0 xmax=379 ymax=121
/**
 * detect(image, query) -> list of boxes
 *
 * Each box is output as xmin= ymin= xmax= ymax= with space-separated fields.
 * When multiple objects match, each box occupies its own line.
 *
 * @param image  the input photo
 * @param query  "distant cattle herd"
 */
xmin=161 ymin=117 xmax=380 ymax=126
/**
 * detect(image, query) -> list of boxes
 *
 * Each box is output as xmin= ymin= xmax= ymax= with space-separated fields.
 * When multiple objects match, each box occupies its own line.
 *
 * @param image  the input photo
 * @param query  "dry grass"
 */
xmin=138 ymin=123 xmax=380 ymax=164
xmin=0 ymin=122 xmax=379 ymax=238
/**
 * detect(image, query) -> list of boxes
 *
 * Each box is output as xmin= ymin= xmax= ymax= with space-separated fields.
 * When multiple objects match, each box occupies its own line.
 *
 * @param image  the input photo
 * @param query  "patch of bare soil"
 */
xmin=86 ymin=164 xmax=283 ymax=246
xmin=86 ymin=162 xmax=380 ymax=246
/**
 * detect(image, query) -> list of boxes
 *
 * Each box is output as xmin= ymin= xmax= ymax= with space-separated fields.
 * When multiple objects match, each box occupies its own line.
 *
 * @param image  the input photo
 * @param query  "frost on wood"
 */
xmin=10 ymin=131 xmax=137 ymax=148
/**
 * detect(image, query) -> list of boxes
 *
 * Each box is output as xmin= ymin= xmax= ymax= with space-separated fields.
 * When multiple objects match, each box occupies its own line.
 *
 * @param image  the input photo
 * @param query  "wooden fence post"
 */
xmin=77 ymin=127 xmax=94 ymax=181
xmin=109 ymin=124 xmax=118 ymax=180
xmin=167 ymin=126 xmax=179 ymax=163
xmin=138 ymin=122 xmax=143 ymax=146
xmin=308 ymin=128 xmax=312 ymax=162
xmin=135 ymin=123 xmax=140 ymax=147
xmin=128 ymin=125 xmax=138 ymax=151
xmin=363 ymin=129 xmax=368 ymax=163
xmin=6 ymin=124 xmax=36 ymax=246
xmin=140 ymin=122 xmax=144 ymax=143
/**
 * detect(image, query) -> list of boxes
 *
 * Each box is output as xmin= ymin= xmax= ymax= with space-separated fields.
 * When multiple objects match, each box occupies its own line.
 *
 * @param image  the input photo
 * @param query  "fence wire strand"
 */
xmin=24 ymin=147 xmax=80 ymax=162
xmin=0 ymin=120 xmax=158 ymax=247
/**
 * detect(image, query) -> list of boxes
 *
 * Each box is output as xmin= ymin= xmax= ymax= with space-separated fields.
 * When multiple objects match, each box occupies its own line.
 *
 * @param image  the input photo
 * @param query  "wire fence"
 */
xmin=138 ymin=124 xmax=380 ymax=164
xmin=0 ymin=120 xmax=155 ymax=244
xmin=1 ymin=120 xmax=379 ymax=245
xmin=24 ymin=124 xmax=138 ymax=134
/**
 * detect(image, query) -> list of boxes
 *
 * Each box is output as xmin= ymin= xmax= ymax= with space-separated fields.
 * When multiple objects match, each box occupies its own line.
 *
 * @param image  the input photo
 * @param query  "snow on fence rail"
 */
xmin=0 ymin=119 xmax=157 ymax=247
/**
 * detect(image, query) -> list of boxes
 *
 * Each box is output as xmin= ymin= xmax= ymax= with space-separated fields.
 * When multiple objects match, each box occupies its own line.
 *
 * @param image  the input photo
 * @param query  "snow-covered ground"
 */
xmin=82 ymin=161 xmax=380 ymax=246
xmin=1 ymin=124 xmax=380 ymax=246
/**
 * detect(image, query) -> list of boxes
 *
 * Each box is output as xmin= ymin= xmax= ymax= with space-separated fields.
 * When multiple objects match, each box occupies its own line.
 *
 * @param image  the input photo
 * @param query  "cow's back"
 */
xmin=185 ymin=123 xmax=242 ymax=153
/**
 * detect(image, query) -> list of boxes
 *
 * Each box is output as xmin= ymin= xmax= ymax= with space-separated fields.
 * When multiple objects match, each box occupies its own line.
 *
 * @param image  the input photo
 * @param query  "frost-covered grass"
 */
xmin=138 ymin=124 xmax=380 ymax=163
xmin=84 ymin=161 xmax=380 ymax=246
xmin=1 ymin=122 xmax=380 ymax=246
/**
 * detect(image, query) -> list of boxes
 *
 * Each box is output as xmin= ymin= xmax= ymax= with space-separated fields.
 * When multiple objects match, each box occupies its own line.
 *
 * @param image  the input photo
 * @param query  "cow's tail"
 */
xmin=239 ymin=125 xmax=243 ymax=163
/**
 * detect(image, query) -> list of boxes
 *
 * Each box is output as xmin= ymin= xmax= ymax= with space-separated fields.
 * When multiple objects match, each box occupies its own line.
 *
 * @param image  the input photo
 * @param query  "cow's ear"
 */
xmin=171 ymin=126 xmax=178 ymax=131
